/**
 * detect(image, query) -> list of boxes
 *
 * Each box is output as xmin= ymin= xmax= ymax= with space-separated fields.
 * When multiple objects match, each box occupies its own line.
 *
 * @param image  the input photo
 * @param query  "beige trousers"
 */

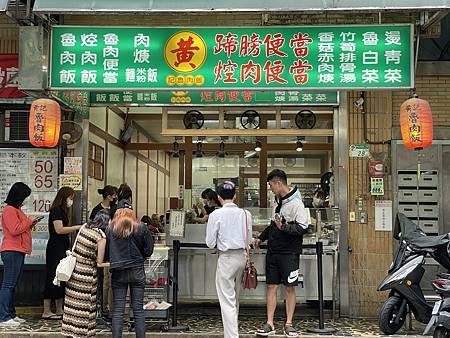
xmin=215 ymin=250 xmax=246 ymax=338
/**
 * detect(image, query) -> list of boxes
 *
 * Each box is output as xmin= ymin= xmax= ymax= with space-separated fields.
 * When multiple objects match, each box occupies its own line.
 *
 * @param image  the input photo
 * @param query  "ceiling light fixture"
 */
xmin=296 ymin=138 xmax=303 ymax=152
xmin=255 ymin=140 xmax=262 ymax=152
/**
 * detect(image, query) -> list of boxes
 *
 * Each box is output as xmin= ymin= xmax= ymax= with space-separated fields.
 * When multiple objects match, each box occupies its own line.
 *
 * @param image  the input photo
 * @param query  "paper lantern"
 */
xmin=400 ymin=97 xmax=433 ymax=150
xmin=29 ymin=99 xmax=61 ymax=148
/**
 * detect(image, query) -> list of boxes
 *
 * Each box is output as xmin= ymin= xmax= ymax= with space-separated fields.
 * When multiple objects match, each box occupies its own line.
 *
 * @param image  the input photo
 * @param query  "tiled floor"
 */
xmin=0 ymin=305 xmax=429 ymax=337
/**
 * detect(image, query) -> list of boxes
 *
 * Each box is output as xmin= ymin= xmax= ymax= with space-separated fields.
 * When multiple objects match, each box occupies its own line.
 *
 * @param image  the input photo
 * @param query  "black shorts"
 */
xmin=265 ymin=253 xmax=300 ymax=286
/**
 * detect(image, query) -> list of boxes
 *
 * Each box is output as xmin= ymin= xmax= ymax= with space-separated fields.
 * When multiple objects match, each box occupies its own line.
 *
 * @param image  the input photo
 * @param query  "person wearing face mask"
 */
xmin=42 ymin=187 xmax=82 ymax=320
xmin=0 ymin=182 xmax=42 ymax=327
xmin=90 ymin=185 xmax=117 ymax=222
xmin=115 ymin=183 xmax=133 ymax=212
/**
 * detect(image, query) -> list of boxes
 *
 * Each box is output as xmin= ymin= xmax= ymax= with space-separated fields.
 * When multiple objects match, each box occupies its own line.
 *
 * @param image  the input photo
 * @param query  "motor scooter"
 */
xmin=378 ymin=213 xmax=450 ymax=335
xmin=423 ymin=274 xmax=450 ymax=338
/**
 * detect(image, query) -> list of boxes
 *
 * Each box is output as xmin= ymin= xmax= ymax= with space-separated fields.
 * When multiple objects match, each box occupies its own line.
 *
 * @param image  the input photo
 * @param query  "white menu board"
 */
xmin=0 ymin=148 xmax=59 ymax=264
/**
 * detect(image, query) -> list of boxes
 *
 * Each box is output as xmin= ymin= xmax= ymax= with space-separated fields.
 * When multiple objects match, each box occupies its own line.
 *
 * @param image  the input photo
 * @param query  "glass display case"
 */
xmin=246 ymin=207 xmax=341 ymax=248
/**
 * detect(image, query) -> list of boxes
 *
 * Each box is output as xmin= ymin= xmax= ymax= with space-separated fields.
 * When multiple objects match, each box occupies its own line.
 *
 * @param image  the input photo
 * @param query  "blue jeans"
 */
xmin=111 ymin=267 xmax=145 ymax=338
xmin=0 ymin=251 xmax=25 ymax=322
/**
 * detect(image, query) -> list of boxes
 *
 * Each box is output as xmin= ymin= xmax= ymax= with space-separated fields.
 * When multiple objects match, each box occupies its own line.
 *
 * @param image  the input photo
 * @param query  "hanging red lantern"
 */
xmin=29 ymin=98 xmax=61 ymax=148
xmin=400 ymin=96 xmax=433 ymax=150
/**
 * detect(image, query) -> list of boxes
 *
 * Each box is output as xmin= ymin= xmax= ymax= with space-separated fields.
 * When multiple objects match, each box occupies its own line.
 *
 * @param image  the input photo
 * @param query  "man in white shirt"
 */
xmin=206 ymin=181 xmax=252 ymax=338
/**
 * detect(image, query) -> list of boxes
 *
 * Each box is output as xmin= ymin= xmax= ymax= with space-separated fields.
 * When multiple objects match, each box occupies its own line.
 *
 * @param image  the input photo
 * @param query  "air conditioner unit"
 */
xmin=4 ymin=110 xmax=29 ymax=142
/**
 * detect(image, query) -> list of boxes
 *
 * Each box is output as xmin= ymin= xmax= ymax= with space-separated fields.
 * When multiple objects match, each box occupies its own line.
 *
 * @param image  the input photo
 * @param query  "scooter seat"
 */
xmin=406 ymin=233 xmax=450 ymax=250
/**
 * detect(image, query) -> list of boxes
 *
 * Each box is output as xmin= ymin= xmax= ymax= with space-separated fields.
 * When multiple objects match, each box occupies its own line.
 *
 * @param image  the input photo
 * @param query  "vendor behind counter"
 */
xmin=192 ymin=189 xmax=221 ymax=224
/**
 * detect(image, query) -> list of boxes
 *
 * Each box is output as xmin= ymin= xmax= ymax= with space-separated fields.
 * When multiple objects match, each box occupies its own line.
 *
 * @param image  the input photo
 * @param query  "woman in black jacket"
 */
xmin=107 ymin=208 xmax=153 ymax=338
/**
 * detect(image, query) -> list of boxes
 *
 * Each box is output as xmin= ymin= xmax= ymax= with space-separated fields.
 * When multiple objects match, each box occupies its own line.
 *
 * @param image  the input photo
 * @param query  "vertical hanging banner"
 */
xmin=50 ymin=25 xmax=413 ymax=90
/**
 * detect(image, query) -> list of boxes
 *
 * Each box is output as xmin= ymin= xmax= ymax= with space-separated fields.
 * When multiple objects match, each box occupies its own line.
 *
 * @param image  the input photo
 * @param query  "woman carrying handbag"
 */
xmin=206 ymin=181 xmax=253 ymax=338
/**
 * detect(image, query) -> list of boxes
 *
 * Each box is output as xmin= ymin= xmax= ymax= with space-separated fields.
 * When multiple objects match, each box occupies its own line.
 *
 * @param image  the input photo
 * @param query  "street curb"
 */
xmin=0 ymin=333 xmax=424 ymax=338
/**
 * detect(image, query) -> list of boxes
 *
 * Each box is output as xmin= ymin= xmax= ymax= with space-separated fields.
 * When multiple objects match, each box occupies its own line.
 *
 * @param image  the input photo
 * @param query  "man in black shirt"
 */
xmin=255 ymin=170 xmax=308 ymax=337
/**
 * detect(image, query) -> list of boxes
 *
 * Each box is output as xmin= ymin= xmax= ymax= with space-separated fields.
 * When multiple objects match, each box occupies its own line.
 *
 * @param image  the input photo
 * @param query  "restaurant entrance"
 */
xmin=85 ymin=92 xmax=345 ymax=313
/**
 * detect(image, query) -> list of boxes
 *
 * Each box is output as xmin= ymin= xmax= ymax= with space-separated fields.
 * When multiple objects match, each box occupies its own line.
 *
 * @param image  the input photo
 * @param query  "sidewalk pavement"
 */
xmin=0 ymin=304 xmax=429 ymax=337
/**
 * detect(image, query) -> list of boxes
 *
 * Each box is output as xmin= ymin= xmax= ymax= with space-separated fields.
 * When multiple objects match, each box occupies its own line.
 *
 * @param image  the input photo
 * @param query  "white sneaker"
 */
xmin=0 ymin=319 xmax=20 ymax=327
xmin=13 ymin=316 xmax=25 ymax=323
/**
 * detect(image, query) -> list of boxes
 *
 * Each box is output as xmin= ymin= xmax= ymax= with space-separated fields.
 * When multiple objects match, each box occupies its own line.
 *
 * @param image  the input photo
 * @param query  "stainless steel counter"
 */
xmin=166 ymin=223 xmax=339 ymax=307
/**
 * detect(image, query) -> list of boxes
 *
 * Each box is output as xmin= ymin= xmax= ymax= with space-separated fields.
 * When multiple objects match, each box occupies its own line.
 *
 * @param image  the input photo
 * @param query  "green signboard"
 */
xmin=50 ymin=25 xmax=413 ymax=90
xmin=90 ymin=90 xmax=338 ymax=106
xmin=53 ymin=90 xmax=90 ymax=118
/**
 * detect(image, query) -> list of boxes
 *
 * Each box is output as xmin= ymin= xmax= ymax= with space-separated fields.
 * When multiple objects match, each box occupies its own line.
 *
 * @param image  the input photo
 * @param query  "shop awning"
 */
xmin=33 ymin=0 xmax=450 ymax=14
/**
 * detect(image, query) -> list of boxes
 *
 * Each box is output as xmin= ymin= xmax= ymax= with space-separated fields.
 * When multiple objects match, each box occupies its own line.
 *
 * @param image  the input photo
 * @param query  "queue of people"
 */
xmin=0 ymin=169 xmax=307 ymax=338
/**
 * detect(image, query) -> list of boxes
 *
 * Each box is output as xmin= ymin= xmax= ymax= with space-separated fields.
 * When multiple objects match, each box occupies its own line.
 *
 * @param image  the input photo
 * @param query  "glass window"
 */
xmin=88 ymin=142 xmax=104 ymax=180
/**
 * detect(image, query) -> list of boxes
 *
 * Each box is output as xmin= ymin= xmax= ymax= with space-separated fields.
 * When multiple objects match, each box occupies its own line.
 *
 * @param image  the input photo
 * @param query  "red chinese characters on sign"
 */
xmin=239 ymin=33 xmax=263 ymax=57
xmin=170 ymin=36 xmax=200 ymax=69
xmin=241 ymin=60 xmax=261 ymax=84
xmin=201 ymin=91 xmax=213 ymax=102
xmin=214 ymin=33 xmax=238 ymax=58
xmin=211 ymin=32 xmax=318 ymax=86
xmin=214 ymin=60 xmax=238 ymax=84
xmin=228 ymin=91 xmax=240 ymax=102
xmin=289 ymin=60 xmax=313 ymax=85
xmin=0 ymin=54 xmax=27 ymax=99
xmin=198 ymin=90 xmax=256 ymax=103
xmin=215 ymin=91 xmax=226 ymax=102
xmin=289 ymin=33 xmax=313 ymax=57
xmin=264 ymin=60 xmax=287 ymax=84
xmin=241 ymin=91 xmax=255 ymax=102
xmin=263 ymin=33 xmax=287 ymax=57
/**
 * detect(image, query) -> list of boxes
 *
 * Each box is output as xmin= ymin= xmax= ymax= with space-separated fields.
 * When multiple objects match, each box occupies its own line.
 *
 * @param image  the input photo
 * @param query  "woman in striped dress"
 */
xmin=61 ymin=209 xmax=109 ymax=338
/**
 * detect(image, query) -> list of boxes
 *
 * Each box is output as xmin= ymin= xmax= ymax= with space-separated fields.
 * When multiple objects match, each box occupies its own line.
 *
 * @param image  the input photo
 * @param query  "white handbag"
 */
xmin=53 ymin=225 xmax=84 ymax=285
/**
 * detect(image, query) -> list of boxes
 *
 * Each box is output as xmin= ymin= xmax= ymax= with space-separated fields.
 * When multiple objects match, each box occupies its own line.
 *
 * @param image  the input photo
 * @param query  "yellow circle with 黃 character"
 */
xmin=164 ymin=31 xmax=207 ymax=73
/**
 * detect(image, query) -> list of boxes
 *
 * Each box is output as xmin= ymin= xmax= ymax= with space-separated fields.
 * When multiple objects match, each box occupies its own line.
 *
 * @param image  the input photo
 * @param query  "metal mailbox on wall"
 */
xmin=392 ymin=141 xmax=450 ymax=297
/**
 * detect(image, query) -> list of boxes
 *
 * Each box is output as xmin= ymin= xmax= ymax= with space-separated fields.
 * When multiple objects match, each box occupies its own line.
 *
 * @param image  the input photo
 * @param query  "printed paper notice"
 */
xmin=59 ymin=174 xmax=82 ymax=190
xmin=169 ymin=210 xmax=186 ymax=238
xmin=64 ymin=157 xmax=83 ymax=174
xmin=375 ymin=200 xmax=392 ymax=231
